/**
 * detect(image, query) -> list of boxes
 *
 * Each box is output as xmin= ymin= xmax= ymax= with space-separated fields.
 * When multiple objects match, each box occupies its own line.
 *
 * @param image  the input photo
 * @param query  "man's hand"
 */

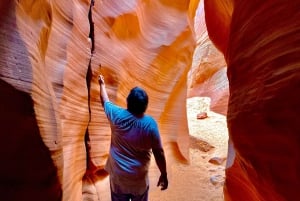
xmin=98 ymin=74 xmax=109 ymax=105
xmin=98 ymin=74 xmax=105 ymax=85
xmin=153 ymin=148 xmax=167 ymax=190
xmin=157 ymin=173 xmax=168 ymax=190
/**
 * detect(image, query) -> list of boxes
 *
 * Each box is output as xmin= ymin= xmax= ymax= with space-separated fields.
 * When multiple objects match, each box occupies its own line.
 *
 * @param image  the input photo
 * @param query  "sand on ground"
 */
xmin=149 ymin=97 xmax=229 ymax=201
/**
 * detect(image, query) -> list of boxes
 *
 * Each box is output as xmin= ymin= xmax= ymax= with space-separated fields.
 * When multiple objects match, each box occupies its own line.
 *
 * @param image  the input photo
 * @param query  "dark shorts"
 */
xmin=110 ymin=186 xmax=149 ymax=201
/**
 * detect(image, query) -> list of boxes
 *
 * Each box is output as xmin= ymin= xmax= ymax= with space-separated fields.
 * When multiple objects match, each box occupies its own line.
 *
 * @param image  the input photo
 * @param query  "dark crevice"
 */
xmin=83 ymin=1 xmax=98 ymax=197
xmin=86 ymin=59 xmax=93 ymax=119
xmin=84 ymin=0 xmax=95 ymax=181
xmin=84 ymin=128 xmax=92 ymax=170
xmin=86 ymin=0 xmax=95 ymax=120
xmin=88 ymin=0 xmax=95 ymax=54
xmin=85 ymin=59 xmax=93 ymax=172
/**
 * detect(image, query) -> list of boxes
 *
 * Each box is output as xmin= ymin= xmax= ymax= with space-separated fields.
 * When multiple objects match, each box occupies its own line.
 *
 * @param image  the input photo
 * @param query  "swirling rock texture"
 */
xmin=187 ymin=0 xmax=229 ymax=115
xmin=1 ymin=0 xmax=300 ymax=201
xmin=205 ymin=0 xmax=300 ymax=201
xmin=0 ymin=0 xmax=198 ymax=200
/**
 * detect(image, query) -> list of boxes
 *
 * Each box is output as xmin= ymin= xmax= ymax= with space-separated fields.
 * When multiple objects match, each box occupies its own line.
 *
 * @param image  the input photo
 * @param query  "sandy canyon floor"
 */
xmin=150 ymin=97 xmax=229 ymax=201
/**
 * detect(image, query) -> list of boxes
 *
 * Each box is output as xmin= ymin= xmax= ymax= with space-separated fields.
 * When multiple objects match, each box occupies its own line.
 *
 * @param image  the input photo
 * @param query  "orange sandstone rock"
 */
xmin=2 ymin=0 xmax=299 ymax=200
xmin=205 ymin=0 xmax=300 ymax=200
xmin=188 ymin=0 xmax=229 ymax=115
xmin=0 ymin=0 xmax=197 ymax=200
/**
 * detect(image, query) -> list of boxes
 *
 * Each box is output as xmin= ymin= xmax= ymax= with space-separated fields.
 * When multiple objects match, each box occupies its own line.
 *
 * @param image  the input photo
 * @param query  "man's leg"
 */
xmin=110 ymin=179 xmax=130 ymax=201
xmin=111 ymin=190 xmax=131 ymax=201
xmin=131 ymin=186 xmax=149 ymax=201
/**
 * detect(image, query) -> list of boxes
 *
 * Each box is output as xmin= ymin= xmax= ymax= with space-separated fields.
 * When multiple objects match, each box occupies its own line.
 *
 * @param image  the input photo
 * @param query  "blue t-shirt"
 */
xmin=104 ymin=101 xmax=163 ymax=195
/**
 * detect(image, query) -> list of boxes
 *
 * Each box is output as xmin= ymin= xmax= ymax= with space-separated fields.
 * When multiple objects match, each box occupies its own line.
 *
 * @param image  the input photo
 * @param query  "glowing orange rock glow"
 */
xmin=0 ymin=0 xmax=299 ymax=200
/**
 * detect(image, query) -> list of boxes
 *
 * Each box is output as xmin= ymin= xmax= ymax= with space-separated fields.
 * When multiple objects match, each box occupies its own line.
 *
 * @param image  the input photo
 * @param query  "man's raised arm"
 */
xmin=98 ymin=75 xmax=109 ymax=106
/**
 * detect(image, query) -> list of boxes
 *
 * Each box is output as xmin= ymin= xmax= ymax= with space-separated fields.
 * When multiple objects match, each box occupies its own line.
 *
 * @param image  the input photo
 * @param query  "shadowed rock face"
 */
xmin=0 ymin=80 xmax=62 ymax=201
xmin=205 ymin=0 xmax=300 ymax=200
xmin=1 ymin=0 xmax=299 ymax=201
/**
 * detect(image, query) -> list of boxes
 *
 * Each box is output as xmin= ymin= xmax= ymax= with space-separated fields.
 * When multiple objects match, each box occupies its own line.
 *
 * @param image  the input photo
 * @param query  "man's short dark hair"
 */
xmin=127 ymin=87 xmax=148 ymax=115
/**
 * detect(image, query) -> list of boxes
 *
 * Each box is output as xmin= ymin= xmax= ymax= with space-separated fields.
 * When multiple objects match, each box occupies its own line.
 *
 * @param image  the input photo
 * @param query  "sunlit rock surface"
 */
xmin=205 ymin=0 xmax=300 ymax=200
xmin=0 ymin=0 xmax=197 ymax=200
xmin=188 ymin=0 xmax=229 ymax=115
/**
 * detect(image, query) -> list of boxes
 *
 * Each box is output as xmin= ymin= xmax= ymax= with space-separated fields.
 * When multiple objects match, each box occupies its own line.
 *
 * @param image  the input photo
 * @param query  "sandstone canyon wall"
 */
xmin=1 ymin=0 xmax=300 ymax=201
xmin=0 ymin=0 xmax=197 ymax=200
xmin=188 ymin=0 xmax=229 ymax=115
xmin=204 ymin=0 xmax=300 ymax=200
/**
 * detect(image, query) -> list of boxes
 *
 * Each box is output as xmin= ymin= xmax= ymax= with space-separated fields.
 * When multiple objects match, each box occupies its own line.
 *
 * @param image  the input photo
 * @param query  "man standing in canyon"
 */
xmin=98 ymin=74 xmax=168 ymax=201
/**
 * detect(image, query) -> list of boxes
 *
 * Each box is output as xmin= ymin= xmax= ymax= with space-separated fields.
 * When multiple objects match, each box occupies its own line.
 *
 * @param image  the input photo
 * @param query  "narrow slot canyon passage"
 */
xmin=2 ymin=0 xmax=299 ymax=200
xmin=149 ymin=97 xmax=228 ymax=201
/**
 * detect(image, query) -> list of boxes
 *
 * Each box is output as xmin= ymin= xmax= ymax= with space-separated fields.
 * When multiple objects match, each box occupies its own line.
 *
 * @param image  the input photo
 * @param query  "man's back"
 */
xmin=104 ymin=101 xmax=162 ymax=195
